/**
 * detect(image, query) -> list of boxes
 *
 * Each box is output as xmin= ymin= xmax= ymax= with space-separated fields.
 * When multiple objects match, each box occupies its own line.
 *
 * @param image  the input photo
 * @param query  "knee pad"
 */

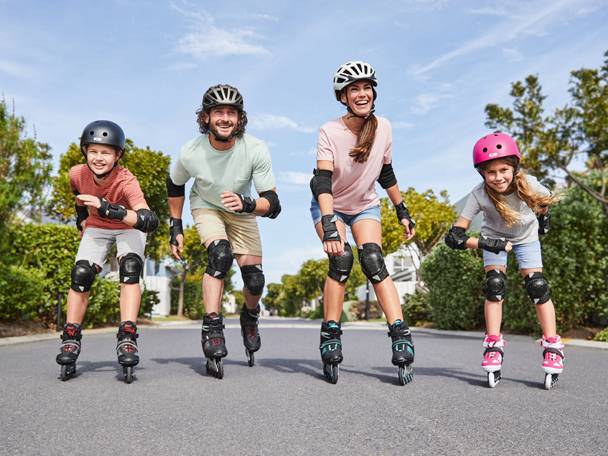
xmin=358 ymin=243 xmax=389 ymax=284
xmin=119 ymin=253 xmax=143 ymax=284
xmin=328 ymin=243 xmax=354 ymax=283
xmin=70 ymin=260 xmax=97 ymax=293
xmin=241 ymin=264 xmax=265 ymax=296
xmin=525 ymin=272 xmax=551 ymax=304
xmin=206 ymin=239 xmax=234 ymax=279
xmin=484 ymin=269 xmax=506 ymax=302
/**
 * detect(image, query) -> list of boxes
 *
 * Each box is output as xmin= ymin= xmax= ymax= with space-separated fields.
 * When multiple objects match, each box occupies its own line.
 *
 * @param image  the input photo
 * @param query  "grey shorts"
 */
xmin=76 ymin=227 xmax=146 ymax=268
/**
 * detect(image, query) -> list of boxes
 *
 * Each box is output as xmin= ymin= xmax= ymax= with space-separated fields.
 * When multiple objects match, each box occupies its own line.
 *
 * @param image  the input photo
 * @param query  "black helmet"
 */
xmin=80 ymin=120 xmax=126 ymax=155
xmin=202 ymin=84 xmax=244 ymax=112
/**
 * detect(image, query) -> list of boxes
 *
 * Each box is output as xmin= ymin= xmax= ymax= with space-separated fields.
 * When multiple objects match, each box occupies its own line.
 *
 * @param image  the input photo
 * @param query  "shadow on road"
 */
xmin=70 ymin=360 xmax=144 ymax=382
xmin=150 ymin=356 xmax=249 ymax=376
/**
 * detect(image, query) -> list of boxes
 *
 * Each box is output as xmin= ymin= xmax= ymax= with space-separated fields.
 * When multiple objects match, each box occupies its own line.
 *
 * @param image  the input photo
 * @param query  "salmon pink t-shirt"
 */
xmin=316 ymin=116 xmax=392 ymax=214
xmin=69 ymin=164 xmax=146 ymax=230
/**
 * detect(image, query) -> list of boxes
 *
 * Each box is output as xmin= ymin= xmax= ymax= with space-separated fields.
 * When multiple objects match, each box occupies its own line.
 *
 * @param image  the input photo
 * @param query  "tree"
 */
xmin=0 ymin=99 xmax=52 ymax=235
xmin=47 ymin=140 xmax=171 ymax=259
xmin=381 ymin=187 xmax=456 ymax=257
xmin=485 ymin=50 xmax=608 ymax=215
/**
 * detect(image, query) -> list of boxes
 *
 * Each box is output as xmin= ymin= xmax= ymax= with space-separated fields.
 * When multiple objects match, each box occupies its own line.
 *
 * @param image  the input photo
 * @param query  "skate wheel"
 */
xmin=247 ymin=350 xmax=255 ymax=367
xmin=398 ymin=365 xmax=414 ymax=385
xmin=488 ymin=370 xmax=501 ymax=388
xmin=544 ymin=373 xmax=558 ymax=390
xmin=60 ymin=364 xmax=75 ymax=381
xmin=124 ymin=366 xmax=133 ymax=384
xmin=323 ymin=363 xmax=339 ymax=384
xmin=215 ymin=359 xmax=224 ymax=379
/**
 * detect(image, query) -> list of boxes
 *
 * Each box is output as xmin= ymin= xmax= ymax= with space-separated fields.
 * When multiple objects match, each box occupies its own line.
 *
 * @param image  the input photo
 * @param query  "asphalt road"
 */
xmin=1 ymin=318 xmax=607 ymax=455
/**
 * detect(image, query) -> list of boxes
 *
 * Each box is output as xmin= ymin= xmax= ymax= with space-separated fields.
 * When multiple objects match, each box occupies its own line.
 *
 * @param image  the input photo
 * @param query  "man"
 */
xmin=167 ymin=84 xmax=281 ymax=378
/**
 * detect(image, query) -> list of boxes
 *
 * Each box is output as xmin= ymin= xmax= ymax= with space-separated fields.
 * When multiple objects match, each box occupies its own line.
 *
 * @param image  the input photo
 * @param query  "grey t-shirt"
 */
xmin=460 ymin=175 xmax=551 ymax=244
xmin=170 ymin=133 xmax=276 ymax=213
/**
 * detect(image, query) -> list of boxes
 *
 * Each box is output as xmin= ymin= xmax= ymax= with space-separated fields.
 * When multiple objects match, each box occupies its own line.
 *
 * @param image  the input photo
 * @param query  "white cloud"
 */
xmin=392 ymin=121 xmax=415 ymax=129
xmin=171 ymin=1 xmax=270 ymax=59
xmin=502 ymin=47 xmax=524 ymax=62
xmin=0 ymin=59 xmax=34 ymax=79
xmin=251 ymin=13 xmax=279 ymax=22
xmin=277 ymin=171 xmax=311 ymax=186
xmin=410 ymin=0 xmax=586 ymax=76
xmin=467 ymin=6 xmax=514 ymax=17
xmin=249 ymin=114 xmax=315 ymax=133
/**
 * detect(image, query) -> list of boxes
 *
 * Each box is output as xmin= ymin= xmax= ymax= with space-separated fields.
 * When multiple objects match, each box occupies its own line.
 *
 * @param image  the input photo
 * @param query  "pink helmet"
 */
xmin=473 ymin=132 xmax=521 ymax=168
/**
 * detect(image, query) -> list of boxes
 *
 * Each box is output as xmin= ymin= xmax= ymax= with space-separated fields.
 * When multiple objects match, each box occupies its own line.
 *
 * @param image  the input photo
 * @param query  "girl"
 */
xmin=444 ymin=132 xmax=563 ymax=389
xmin=309 ymin=61 xmax=416 ymax=385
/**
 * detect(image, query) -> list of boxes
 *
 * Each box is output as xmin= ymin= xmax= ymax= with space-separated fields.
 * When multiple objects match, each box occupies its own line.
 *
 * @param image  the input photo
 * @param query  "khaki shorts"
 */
xmin=191 ymin=208 xmax=262 ymax=256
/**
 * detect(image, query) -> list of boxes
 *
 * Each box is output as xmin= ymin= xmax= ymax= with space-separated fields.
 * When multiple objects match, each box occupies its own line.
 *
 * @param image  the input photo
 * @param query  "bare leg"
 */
xmin=66 ymin=289 xmax=90 ymax=324
xmin=314 ymin=220 xmax=348 ymax=322
xmin=484 ymin=265 xmax=506 ymax=335
xmin=351 ymin=219 xmax=403 ymax=324
xmin=521 ymin=268 xmax=557 ymax=337
xmin=119 ymin=283 xmax=141 ymax=322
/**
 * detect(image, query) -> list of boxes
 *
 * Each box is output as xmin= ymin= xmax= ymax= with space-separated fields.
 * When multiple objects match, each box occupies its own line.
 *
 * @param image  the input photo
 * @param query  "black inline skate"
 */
xmin=116 ymin=320 xmax=139 ymax=384
xmin=387 ymin=320 xmax=415 ymax=385
xmin=56 ymin=323 xmax=82 ymax=381
xmin=201 ymin=313 xmax=227 ymax=379
xmin=240 ymin=305 xmax=261 ymax=367
xmin=320 ymin=320 xmax=343 ymax=384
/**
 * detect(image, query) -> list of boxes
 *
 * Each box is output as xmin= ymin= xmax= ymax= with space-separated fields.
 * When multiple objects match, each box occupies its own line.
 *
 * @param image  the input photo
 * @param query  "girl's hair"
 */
xmin=480 ymin=156 xmax=559 ymax=226
xmin=348 ymin=114 xmax=378 ymax=163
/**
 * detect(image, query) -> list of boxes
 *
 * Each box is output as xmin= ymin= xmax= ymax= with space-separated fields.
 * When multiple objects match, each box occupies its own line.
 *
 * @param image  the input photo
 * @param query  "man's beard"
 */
xmin=210 ymin=122 xmax=236 ymax=142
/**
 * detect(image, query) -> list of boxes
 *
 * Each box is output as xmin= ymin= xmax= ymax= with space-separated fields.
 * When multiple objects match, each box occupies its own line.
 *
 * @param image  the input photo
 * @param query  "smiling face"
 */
xmin=480 ymin=158 xmax=515 ymax=193
xmin=85 ymin=144 xmax=120 ymax=176
xmin=203 ymin=105 xmax=240 ymax=142
xmin=340 ymin=80 xmax=375 ymax=117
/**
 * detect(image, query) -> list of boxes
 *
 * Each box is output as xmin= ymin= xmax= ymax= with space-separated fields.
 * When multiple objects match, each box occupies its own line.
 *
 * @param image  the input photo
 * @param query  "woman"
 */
xmin=309 ymin=61 xmax=416 ymax=385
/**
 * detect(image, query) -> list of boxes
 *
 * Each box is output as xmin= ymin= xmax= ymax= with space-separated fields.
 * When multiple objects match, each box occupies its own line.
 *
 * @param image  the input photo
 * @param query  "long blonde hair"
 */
xmin=348 ymin=114 xmax=378 ymax=163
xmin=480 ymin=157 xmax=558 ymax=226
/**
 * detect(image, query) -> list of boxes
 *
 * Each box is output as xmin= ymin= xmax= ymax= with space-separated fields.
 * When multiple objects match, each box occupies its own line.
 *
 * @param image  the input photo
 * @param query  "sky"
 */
xmin=1 ymin=0 xmax=607 ymax=286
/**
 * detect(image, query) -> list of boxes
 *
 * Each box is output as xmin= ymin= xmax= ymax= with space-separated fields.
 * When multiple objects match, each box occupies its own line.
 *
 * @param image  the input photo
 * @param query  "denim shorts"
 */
xmin=310 ymin=199 xmax=381 ymax=227
xmin=483 ymin=239 xmax=543 ymax=269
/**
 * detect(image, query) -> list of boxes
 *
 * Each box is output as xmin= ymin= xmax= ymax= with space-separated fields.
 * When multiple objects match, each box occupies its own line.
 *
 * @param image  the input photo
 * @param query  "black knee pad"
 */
xmin=119 ymin=253 xmax=143 ymax=284
xmin=206 ymin=239 xmax=234 ymax=279
xmin=484 ymin=269 xmax=506 ymax=302
xmin=358 ymin=243 xmax=389 ymax=284
xmin=525 ymin=272 xmax=551 ymax=305
xmin=70 ymin=260 xmax=97 ymax=293
xmin=328 ymin=243 xmax=354 ymax=283
xmin=241 ymin=264 xmax=265 ymax=296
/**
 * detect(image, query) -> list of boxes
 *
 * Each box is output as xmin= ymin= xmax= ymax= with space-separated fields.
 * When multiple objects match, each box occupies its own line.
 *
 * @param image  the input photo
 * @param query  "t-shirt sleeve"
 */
xmin=383 ymin=120 xmax=393 ymax=165
xmin=169 ymin=154 xmax=191 ymax=186
xmin=69 ymin=167 xmax=79 ymax=194
xmin=252 ymin=143 xmax=276 ymax=194
xmin=123 ymin=175 xmax=147 ymax=209
xmin=460 ymin=192 xmax=481 ymax=221
xmin=316 ymin=128 xmax=334 ymax=162
xmin=527 ymin=175 xmax=551 ymax=197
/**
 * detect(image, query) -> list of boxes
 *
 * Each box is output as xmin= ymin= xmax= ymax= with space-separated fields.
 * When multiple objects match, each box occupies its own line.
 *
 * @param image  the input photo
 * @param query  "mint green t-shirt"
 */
xmin=170 ymin=134 xmax=276 ymax=213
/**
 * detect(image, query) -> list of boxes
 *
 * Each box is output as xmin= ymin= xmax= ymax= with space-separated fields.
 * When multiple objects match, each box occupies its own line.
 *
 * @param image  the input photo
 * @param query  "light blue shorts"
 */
xmin=310 ymin=199 xmax=381 ymax=227
xmin=483 ymin=239 xmax=543 ymax=269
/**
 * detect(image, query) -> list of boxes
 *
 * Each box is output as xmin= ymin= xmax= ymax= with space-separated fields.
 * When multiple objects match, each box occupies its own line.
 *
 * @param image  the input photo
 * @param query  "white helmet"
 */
xmin=333 ymin=61 xmax=377 ymax=102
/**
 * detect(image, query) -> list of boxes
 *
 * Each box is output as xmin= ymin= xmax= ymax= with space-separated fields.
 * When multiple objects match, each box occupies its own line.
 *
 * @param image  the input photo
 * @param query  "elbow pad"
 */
xmin=167 ymin=176 xmax=185 ymax=197
xmin=134 ymin=208 xmax=159 ymax=233
xmin=260 ymin=190 xmax=281 ymax=219
xmin=445 ymin=226 xmax=469 ymax=250
xmin=377 ymin=162 xmax=397 ymax=189
xmin=310 ymin=169 xmax=333 ymax=200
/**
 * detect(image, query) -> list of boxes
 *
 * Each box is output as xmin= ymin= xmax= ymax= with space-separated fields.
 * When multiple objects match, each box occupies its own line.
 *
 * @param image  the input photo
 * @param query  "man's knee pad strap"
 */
xmin=484 ymin=269 xmax=506 ymax=302
xmin=119 ymin=253 xmax=143 ymax=284
xmin=358 ymin=243 xmax=389 ymax=284
xmin=70 ymin=260 xmax=97 ymax=293
xmin=328 ymin=243 xmax=354 ymax=283
xmin=525 ymin=272 xmax=551 ymax=305
xmin=241 ymin=264 xmax=265 ymax=295
xmin=206 ymin=239 xmax=234 ymax=279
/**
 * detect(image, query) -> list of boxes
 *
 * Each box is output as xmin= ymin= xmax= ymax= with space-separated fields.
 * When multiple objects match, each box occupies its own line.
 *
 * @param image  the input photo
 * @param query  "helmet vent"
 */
xmin=496 ymin=144 xmax=502 ymax=149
